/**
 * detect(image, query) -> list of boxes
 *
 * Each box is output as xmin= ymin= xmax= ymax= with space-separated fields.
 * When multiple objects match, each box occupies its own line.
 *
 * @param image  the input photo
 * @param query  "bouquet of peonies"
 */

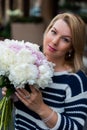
xmin=0 ymin=39 xmax=54 ymax=130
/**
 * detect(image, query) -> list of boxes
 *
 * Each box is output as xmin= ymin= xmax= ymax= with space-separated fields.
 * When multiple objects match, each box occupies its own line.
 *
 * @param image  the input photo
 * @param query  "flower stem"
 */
xmin=0 ymin=97 xmax=14 ymax=130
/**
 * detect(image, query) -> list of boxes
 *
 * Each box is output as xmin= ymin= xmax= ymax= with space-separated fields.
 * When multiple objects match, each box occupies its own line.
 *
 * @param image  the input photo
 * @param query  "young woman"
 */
xmin=2 ymin=12 xmax=87 ymax=130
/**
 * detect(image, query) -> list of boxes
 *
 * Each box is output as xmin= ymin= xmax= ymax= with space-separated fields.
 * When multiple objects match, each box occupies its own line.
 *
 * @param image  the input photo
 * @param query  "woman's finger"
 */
xmin=30 ymin=85 xmax=39 ymax=94
xmin=2 ymin=87 xmax=7 ymax=96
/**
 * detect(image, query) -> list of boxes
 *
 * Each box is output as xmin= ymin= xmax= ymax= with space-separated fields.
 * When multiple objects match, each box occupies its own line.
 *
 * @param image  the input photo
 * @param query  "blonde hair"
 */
xmin=44 ymin=12 xmax=86 ymax=72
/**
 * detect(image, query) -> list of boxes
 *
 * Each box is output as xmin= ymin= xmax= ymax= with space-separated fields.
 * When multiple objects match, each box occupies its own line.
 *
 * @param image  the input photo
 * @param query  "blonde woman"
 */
xmin=2 ymin=12 xmax=87 ymax=130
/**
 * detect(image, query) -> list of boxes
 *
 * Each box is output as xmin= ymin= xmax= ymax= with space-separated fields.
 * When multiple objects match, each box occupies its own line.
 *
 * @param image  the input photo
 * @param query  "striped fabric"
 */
xmin=14 ymin=70 xmax=87 ymax=130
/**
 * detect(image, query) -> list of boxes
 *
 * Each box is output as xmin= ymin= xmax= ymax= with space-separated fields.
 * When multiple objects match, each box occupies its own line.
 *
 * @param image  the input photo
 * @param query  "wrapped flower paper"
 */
xmin=0 ymin=39 xmax=54 ymax=130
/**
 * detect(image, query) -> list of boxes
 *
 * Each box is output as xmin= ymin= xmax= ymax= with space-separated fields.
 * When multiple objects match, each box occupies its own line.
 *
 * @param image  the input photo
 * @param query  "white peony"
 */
xmin=0 ymin=45 xmax=16 ymax=75
xmin=15 ymin=48 xmax=36 ymax=64
xmin=0 ymin=39 xmax=54 ymax=89
xmin=9 ymin=64 xmax=38 ymax=87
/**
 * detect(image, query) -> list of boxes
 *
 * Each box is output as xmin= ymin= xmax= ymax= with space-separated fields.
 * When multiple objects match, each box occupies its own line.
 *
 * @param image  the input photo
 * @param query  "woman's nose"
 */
xmin=52 ymin=36 xmax=60 ymax=45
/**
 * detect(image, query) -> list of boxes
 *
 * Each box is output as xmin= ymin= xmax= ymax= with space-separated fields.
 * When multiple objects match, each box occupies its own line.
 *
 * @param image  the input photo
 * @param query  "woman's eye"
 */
xmin=51 ymin=30 xmax=56 ymax=35
xmin=62 ymin=37 xmax=71 ymax=43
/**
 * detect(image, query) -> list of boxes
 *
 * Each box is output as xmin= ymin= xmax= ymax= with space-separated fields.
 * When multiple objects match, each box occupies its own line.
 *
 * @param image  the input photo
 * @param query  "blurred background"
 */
xmin=0 ymin=0 xmax=87 ymax=44
xmin=0 ymin=0 xmax=87 ymax=129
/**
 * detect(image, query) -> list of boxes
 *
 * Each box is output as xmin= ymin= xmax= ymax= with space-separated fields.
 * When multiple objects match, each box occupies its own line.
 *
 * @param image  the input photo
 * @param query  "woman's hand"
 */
xmin=2 ymin=87 xmax=7 ymax=96
xmin=15 ymin=85 xmax=45 ymax=114
xmin=2 ymin=87 xmax=18 ymax=102
xmin=15 ymin=85 xmax=58 ymax=128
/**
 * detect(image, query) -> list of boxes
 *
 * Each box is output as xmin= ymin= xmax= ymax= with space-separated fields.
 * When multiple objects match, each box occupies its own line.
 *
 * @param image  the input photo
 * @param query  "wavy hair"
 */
xmin=44 ymin=12 xmax=86 ymax=72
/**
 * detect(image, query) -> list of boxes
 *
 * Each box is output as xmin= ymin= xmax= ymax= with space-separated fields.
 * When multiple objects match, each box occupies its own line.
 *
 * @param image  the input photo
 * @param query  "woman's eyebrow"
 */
xmin=52 ymin=27 xmax=57 ymax=30
xmin=52 ymin=26 xmax=72 ymax=39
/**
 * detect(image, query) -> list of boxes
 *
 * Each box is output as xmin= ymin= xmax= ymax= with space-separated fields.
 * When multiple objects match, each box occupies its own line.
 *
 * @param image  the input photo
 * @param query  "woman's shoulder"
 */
xmin=67 ymin=70 xmax=87 ymax=82
xmin=66 ymin=70 xmax=87 ymax=95
xmin=76 ymin=70 xmax=87 ymax=91
xmin=76 ymin=70 xmax=87 ymax=79
xmin=69 ymin=70 xmax=87 ymax=86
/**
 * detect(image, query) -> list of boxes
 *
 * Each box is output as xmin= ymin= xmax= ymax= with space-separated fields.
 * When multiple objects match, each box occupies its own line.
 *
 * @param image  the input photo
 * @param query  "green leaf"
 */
xmin=6 ymin=87 xmax=15 ymax=97
xmin=6 ymin=88 xmax=12 ymax=97
xmin=0 ymin=76 xmax=4 ymax=88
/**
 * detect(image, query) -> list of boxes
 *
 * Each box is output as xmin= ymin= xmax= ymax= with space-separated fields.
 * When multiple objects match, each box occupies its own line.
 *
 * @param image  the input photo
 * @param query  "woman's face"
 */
xmin=43 ymin=19 xmax=72 ymax=62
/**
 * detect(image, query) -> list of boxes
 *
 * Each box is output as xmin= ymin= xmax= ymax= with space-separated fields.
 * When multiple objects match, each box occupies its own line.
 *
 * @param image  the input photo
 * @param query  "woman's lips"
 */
xmin=48 ymin=45 xmax=57 ymax=52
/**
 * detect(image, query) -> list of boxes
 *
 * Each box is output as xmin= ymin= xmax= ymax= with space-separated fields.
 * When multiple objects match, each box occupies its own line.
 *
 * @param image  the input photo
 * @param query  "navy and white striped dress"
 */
xmin=14 ymin=70 xmax=87 ymax=130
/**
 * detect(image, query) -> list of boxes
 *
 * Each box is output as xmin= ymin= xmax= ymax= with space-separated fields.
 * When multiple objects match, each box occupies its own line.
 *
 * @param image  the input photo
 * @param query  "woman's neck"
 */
xmin=52 ymin=60 xmax=72 ymax=72
xmin=54 ymin=64 xmax=72 ymax=72
xmin=47 ymin=56 xmax=73 ymax=72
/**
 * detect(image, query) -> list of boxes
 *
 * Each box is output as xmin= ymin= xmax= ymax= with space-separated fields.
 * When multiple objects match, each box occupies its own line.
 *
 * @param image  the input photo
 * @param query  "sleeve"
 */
xmin=51 ymin=71 xmax=87 ymax=130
